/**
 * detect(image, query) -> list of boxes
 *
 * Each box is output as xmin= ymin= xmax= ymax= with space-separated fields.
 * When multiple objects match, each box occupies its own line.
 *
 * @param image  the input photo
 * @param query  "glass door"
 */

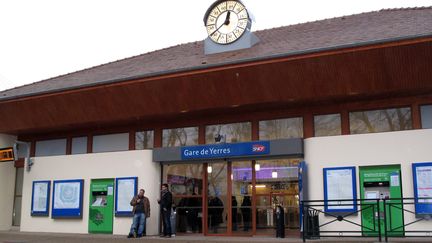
xmin=254 ymin=159 xmax=300 ymax=236
xmin=231 ymin=161 xmax=253 ymax=235
xmin=163 ymin=164 xmax=203 ymax=235
xmin=207 ymin=163 xmax=228 ymax=235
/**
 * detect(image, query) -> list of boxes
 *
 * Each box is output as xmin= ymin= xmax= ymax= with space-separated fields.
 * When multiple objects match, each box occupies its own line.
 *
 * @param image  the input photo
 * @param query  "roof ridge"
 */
xmin=254 ymin=6 xmax=432 ymax=34
xmin=379 ymin=6 xmax=432 ymax=11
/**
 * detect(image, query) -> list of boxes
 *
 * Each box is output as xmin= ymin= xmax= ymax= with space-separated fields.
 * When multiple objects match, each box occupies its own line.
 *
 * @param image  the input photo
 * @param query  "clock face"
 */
xmin=205 ymin=1 xmax=250 ymax=45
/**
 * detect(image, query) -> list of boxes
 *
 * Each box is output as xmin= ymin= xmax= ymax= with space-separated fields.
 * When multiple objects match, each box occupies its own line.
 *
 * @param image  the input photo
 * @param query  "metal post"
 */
xmin=302 ymin=202 xmax=306 ymax=242
xmin=377 ymin=199 xmax=381 ymax=242
xmin=383 ymin=199 xmax=388 ymax=242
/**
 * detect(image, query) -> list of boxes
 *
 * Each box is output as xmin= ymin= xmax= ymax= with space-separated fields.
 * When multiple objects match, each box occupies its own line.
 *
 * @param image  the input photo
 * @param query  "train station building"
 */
xmin=0 ymin=5 xmax=432 ymax=238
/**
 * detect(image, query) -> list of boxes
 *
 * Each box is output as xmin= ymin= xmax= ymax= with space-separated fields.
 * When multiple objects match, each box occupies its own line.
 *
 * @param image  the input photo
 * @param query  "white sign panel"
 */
xmin=326 ymin=168 xmax=354 ymax=210
xmin=117 ymin=179 xmax=135 ymax=212
xmin=390 ymin=174 xmax=400 ymax=187
xmin=416 ymin=166 xmax=432 ymax=203
xmin=33 ymin=182 xmax=49 ymax=212
xmin=54 ymin=182 xmax=81 ymax=209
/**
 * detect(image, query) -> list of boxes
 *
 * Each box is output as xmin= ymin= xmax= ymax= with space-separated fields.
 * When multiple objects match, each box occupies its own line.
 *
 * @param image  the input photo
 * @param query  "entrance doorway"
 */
xmin=162 ymin=158 xmax=301 ymax=237
xmin=254 ymin=159 xmax=300 ymax=237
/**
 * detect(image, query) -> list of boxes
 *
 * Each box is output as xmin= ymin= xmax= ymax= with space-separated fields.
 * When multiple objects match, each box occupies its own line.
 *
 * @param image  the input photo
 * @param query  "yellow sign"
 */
xmin=0 ymin=148 xmax=14 ymax=162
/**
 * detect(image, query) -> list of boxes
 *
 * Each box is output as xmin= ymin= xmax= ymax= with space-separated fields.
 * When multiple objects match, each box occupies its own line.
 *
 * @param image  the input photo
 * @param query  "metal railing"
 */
xmin=301 ymin=198 xmax=432 ymax=242
xmin=382 ymin=197 xmax=432 ymax=242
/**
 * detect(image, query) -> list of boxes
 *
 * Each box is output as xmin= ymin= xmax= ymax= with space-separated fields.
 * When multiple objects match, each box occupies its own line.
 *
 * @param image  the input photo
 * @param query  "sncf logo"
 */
xmin=252 ymin=144 xmax=266 ymax=152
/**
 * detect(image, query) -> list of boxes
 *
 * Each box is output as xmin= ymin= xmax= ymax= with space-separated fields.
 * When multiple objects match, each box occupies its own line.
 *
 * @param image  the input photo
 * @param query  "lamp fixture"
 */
xmin=255 ymin=163 xmax=261 ymax=171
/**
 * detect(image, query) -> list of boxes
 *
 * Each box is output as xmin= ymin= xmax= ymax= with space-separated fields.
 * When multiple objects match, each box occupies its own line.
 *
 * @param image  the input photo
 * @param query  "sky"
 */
xmin=0 ymin=0 xmax=431 ymax=92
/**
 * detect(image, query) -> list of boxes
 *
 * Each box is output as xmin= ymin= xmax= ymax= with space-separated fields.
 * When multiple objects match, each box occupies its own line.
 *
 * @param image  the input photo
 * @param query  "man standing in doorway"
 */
xmin=158 ymin=183 xmax=172 ymax=238
xmin=128 ymin=189 xmax=150 ymax=238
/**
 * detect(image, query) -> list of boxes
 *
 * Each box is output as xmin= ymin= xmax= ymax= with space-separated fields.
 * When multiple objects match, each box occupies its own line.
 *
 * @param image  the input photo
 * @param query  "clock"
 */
xmin=204 ymin=0 xmax=251 ymax=45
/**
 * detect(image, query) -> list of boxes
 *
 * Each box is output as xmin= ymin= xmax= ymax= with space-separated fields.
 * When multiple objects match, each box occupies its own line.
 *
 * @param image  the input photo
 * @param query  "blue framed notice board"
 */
xmin=115 ymin=177 xmax=138 ymax=216
xmin=323 ymin=166 xmax=357 ymax=212
xmin=31 ymin=180 xmax=51 ymax=216
xmin=51 ymin=179 xmax=84 ymax=218
xmin=412 ymin=162 xmax=432 ymax=214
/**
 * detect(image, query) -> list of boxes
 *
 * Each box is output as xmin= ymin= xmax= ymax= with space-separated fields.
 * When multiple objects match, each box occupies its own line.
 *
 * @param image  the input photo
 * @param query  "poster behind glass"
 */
xmin=323 ymin=167 xmax=357 ymax=212
xmin=52 ymin=179 xmax=84 ymax=218
xmin=413 ymin=162 xmax=432 ymax=214
xmin=115 ymin=177 xmax=137 ymax=216
xmin=31 ymin=181 xmax=51 ymax=216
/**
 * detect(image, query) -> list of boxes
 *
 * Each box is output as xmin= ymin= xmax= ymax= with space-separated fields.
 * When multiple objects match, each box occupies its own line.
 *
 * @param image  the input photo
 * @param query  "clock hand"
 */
xmin=224 ymin=11 xmax=231 ymax=25
xmin=210 ymin=23 xmax=224 ymax=37
xmin=209 ymin=11 xmax=231 ymax=36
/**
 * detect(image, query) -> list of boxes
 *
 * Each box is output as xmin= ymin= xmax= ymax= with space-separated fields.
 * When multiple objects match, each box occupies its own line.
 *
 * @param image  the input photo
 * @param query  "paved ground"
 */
xmin=1 ymin=231 xmax=431 ymax=243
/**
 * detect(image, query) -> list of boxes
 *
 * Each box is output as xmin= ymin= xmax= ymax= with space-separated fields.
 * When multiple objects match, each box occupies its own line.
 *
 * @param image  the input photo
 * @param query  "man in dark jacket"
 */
xmin=157 ymin=183 xmax=172 ymax=238
xmin=241 ymin=196 xmax=252 ymax=231
xmin=127 ymin=189 xmax=150 ymax=238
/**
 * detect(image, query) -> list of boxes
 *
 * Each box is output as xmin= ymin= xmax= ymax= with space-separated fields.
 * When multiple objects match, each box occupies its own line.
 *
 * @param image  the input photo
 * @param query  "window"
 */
xmin=205 ymin=122 xmax=251 ymax=144
xmin=259 ymin=117 xmax=303 ymax=140
xmin=135 ymin=131 xmax=154 ymax=149
xmin=349 ymin=107 xmax=412 ymax=134
xmin=163 ymin=127 xmax=198 ymax=147
xmin=71 ymin=136 xmax=87 ymax=154
xmin=420 ymin=105 xmax=432 ymax=129
xmin=35 ymin=139 xmax=67 ymax=157
xmin=92 ymin=133 xmax=129 ymax=153
xmin=163 ymin=164 xmax=203 ymax=196
xmin=16 ymin=143 xmax=28 ymax=159
xmin=314 ymin=114 xmax=341 ymax=137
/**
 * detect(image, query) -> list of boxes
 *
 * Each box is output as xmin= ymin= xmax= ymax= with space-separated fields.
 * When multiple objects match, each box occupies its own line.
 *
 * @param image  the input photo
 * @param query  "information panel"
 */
xmin=412 ymin=162 xmax=432 ymax=214
xmin=31 ymin=180 xmax=50 ymax=216
xmin=115 ymin=177 xmax=137 ymax=216
xmin=0 ymin=147 xmax=14 ymax=162
xmin=52 ymin=179 xmax=84 ymax=218
xmin=323 ymin=166 xmax=357 ymax=212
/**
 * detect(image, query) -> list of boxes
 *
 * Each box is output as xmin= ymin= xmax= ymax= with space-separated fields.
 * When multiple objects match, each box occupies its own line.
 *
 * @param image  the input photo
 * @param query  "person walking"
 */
xmin=127 ymin=189 xmax=150 ymax=238
xmin=158 ymin=183 xmax=172 ymax=238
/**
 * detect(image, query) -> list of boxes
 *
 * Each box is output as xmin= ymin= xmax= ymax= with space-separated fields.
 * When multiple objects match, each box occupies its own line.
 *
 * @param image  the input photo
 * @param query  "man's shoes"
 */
xmin=127 ymin=233 xmax=134 ymax=238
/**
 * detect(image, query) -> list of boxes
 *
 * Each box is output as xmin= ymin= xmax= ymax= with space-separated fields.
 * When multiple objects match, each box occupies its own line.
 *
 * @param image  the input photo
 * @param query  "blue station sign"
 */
xmin=181 ymin=141 xmax=270 ymax=160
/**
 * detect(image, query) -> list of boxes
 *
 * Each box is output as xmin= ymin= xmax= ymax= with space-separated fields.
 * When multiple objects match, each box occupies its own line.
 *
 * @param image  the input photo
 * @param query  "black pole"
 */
xmin=377 ymin=199 xmax=381 ymax=242
xmin=383 ymin=199 xmax=388 ymax=242
xmin=302 ymin=203 xmax=306 ymax=242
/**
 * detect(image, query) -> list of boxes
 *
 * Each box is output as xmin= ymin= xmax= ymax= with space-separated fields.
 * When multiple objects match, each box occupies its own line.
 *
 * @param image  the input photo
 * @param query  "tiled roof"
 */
xmin=1 ymin=7 xmax=432 ymax=101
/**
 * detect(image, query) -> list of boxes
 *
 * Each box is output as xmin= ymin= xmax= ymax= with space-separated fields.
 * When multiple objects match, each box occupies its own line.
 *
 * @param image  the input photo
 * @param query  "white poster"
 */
xmin=390 ymin=174 xmax=400 ymax=187
xmin=326 ymin=169 xmax=354 ymax=210
xmin=117 ymin=179 xmax=135 ymax=212
xmin=33 ymin=182 xmax=48 ymax=212
xmin=416 ymin=166 xmax=432 ymax=203
xmin=108 ymin=186 xmax=113 ymax=196
xmin=54 ymin=182 xmax=81 ymax=209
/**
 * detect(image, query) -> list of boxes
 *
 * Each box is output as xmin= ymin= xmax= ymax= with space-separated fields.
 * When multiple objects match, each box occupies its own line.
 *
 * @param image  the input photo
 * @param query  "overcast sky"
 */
xmin=1 ymin=0 xmax=431 ymax=92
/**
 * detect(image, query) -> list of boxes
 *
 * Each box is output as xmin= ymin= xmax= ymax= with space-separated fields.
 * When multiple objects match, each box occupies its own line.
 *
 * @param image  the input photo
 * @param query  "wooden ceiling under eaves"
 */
xmin=0 ymin=38 xmax=431 ymax=135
